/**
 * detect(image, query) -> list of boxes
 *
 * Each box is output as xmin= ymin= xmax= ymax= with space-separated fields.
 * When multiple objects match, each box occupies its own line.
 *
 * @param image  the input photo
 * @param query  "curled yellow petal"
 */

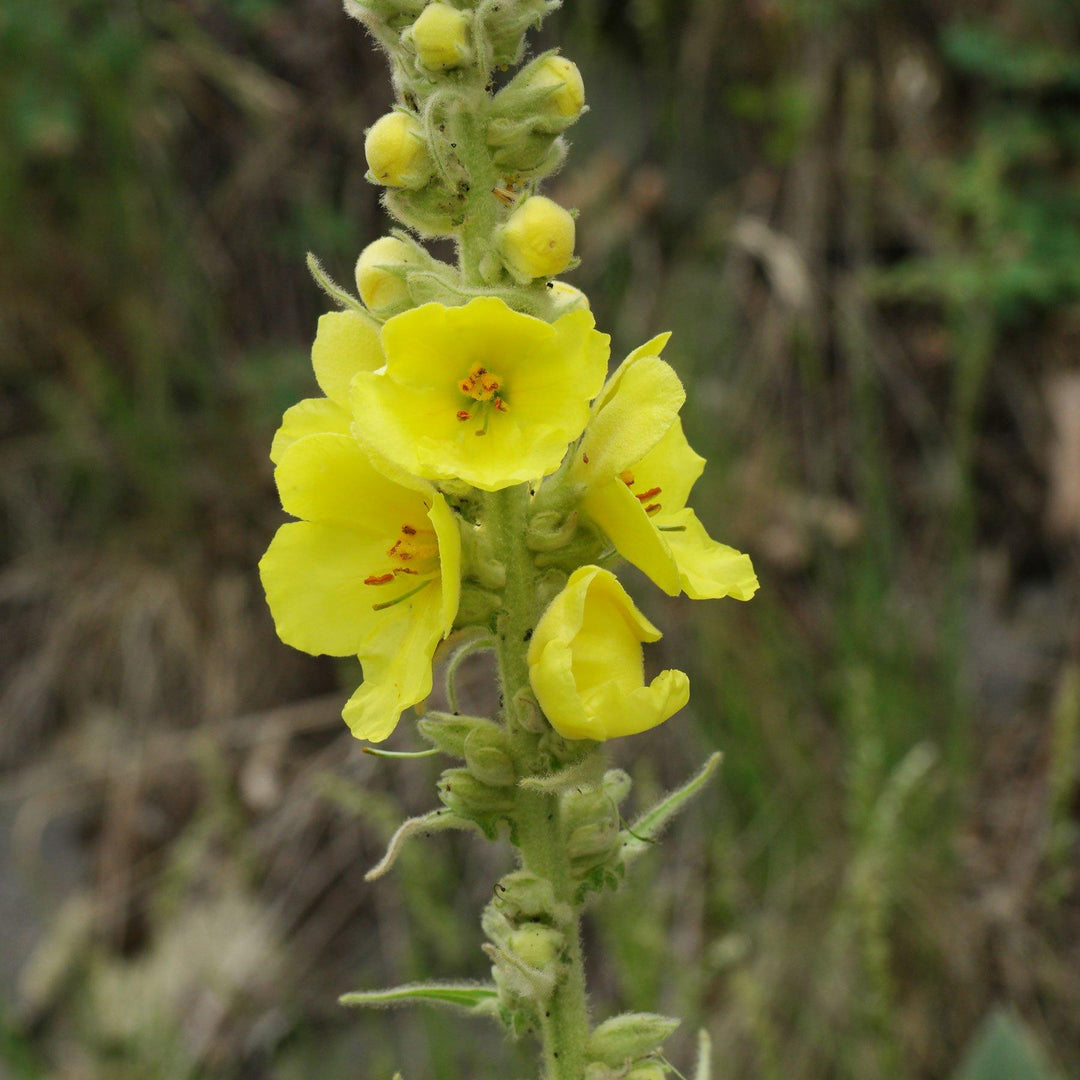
xmin=527 ymin=566 xmax=689 ymax=742
xmin=270 ymin=397 xmax=350 ymax=465
xmin=311 ymin=309 xmax=384 ymax=407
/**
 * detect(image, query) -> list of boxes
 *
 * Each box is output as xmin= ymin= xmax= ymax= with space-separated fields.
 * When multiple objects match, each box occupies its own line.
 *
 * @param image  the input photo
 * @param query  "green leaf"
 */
xmin=621 ymin=752 xmax=722 ymax=865
xmin=339 ymin=982 xmax=499 ymax=1016
xmin=365 ymin=808 xmax=477 ymax=881
xmin=954 ymin=1010 xmax=1059 ymax=1080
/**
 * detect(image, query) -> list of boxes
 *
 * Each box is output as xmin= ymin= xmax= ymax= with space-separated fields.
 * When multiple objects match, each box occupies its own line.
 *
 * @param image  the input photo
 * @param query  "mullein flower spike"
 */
xmin=261 ymin=2 xmax=757 ymax=1074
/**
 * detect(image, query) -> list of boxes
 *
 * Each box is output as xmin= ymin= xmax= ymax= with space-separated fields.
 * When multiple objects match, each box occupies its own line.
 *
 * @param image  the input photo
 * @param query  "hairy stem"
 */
xmin=489 ymin=485 xmax=593 ymax=1079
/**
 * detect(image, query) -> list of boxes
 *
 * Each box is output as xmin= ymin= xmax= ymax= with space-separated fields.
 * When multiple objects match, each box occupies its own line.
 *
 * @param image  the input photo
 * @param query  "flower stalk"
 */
xmin=259 ymin=3 xmax=760 ymax=1076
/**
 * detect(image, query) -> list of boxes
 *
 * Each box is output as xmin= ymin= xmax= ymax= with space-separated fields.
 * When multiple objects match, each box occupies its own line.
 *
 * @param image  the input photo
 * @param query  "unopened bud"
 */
xmin=354 ymin=236 xmax=421 ymax=314
xmin=508 ymin=923 xmax=563 ymax=970
xmin=365 ymin=112 xmax=433 ymax=189
xmin=526 ymin=509 xmax=579 ymax=552
xmin=588 ymin=1014 xmax=680 ymax=1069
xmin=627 ymin=1067 xmax=668 ymax=1080
xmin=464 ymin=727 xmax=516 ymax=788
xmin=498 ymin=196 xmax=575 ymax=282
xmin=408 ymin=3 xmax=472 ymax=71
xmin=547 ymin=280 xmax=590 ymax=315
xmin=438 ymin=768 xmax=515 ymax=822
xmin=493 ymin=871 xmax=558 ymax=923
xmin=521 ymin=54 xmax=585 ymax=122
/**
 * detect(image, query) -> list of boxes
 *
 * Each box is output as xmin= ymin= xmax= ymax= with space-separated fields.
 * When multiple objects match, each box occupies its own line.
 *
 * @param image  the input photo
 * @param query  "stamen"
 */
xmin=401 ymin=524 xmax=417 ymax=535
xmin=372 ymin=578 xmax=435 ymax=611
xmin=635 ymin=487 xmax=662 ymax=502
xmin=619 ymin=469 xmax=635 ymax=486
xmin=457 ymin=410 xmax=471 ymax=421
xmin=364 ymin=573 xmax=396 ymax=586
xmin=657 ymin=525 xmax=687 ymax=533
xmin=644 ymin=503 xmax=661 ymax=515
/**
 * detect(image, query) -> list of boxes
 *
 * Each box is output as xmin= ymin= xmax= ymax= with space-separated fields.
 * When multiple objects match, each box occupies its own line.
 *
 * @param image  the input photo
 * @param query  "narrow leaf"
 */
xmin=365 ymin=808 xmax=476 ymax=881
xmin=694 ymin=1029 xmax=713 ymax=1080
xmin=622 ymin=752 xmax=722 ymax=864
xmin=340 ymin=982 xmax=498 ymax=1015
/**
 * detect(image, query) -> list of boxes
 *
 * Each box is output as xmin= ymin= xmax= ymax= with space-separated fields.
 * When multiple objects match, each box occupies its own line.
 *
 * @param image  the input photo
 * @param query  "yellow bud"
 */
xmin=499 ymin=196 xmax=575 ymax=281
xmin=531 ymin=55 xmax=585 ymax=119
xmin=411 ymin=2 xmax=472 ymax=70
xmin=365 ymin=112 xmax=433 ymax=189
xmin=548 ymin=280 xmax=590 ymax=315
xmin=354 ymin=237 xmax=419 ymax=314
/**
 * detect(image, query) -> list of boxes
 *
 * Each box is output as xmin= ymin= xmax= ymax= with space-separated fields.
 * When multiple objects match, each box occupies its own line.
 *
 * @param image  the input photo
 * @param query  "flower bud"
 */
xmin=627 ymin=1067 xmax=668 ymax=1080
xmin=482 ymin=0 xmax=559 ymax=65
xmin=354 ymin=236 xmax=421 ymax=314
xmin=498 ymin=196 xmax=575 ymax=282
xmin=437 ymin=768 xmax=515 ymax=826
xmin=588 ymin=1013 xmax=680 ymax=1069
xmin=508 ymin=923 xmax=563 ymax=970
xmin=418 ymin=713 xmax=501 ymax=758
xmin=521 ymin=54 xmax=585 ymax=123
xmin=493 ymin=871 xmax=558 ymax=924
xmin=547 ymin=280 xmax=590 ymax=316
xmin=409 ymin=2 xmax=472 ymax=71
xmin=365 ymin=112 xmax=433 ymax=189
xmin=464 ymin=727 xmax=516 ymax=788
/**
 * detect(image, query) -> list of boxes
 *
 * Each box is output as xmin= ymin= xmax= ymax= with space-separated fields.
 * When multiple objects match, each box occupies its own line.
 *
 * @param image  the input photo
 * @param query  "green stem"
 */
xmin=488 ymin=486 xmax=592 ymax=1080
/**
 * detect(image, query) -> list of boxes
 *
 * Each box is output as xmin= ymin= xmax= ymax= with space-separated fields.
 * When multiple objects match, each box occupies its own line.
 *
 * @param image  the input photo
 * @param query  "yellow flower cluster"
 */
xmin=261 ymin=293 xmax=756 ymax=744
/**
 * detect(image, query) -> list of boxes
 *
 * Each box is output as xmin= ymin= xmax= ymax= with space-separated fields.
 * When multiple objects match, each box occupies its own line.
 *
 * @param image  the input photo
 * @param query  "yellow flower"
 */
xmin=350 ymin=296 xmax=609 ymax=491
xmin=573 ymin=334 xmax=759 ymax=601
xmin=269 ymin=309 xmax=384 ymax=465
xmin=498 ymin=196 xmax=576 ymax=282
xmin=527 ymin=566 xmax=689 ymax=742
xmin=365 ymin=111 xmax=433 ymax=189
xmin=259 ymin=430 xmax=461 ymax=742
xmin=410 ymin=2 xmax=472 ymax=70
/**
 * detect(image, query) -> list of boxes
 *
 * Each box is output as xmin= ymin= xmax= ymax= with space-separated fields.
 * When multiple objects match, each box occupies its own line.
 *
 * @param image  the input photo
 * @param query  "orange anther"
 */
xmin=364 ymin=573 xmax=395 ymax=586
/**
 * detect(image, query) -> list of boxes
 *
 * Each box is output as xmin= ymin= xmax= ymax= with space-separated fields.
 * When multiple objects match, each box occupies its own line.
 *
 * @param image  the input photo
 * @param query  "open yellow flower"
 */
xmin=270 ymin=308 xmax=384 ymax=465
xmin=259 ymin=430 xmax=461 ymax=742
xmin=349 ymin=297 xmax=610 ymax=491
xmin=573 ymin=335 xmax=759 ymax=601
xmin=527 ymin=566 xmax=689 ymax=741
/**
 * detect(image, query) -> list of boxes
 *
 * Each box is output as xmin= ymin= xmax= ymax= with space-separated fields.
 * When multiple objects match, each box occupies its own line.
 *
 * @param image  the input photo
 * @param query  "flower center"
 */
xmin=457 ymin=364 xmax=509 ymax=435
xmin=619 ymin=469 xmax=662 ymax=516
xmin=364 ymin=522 xmax=440 ymax=604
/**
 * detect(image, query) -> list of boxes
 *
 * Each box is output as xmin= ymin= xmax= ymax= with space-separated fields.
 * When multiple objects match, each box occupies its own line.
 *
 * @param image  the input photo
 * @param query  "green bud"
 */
xmin=419 ymin=713 xmax=502 ymax=757
xmin=438 ymin=768 xmax=515 ymax=822
xmin=526 ymin=509 xmax=579 ymax=552
xmin=492 ymin=131 xmax=566 ymax=177
xmin=464 ymin=727 xmax=516 ymax=787
xmin=406 ymin=3 xmax=473 ymax=71
xmin=588 ymin=1013 xmax=680 ymax=1069
xmin=349 ymin=0 xmax=427 ymax=17
xmin=365 ymin=111 xmax=433 ymax=189
xmin=481 ymin=0 xmax=562 ymax=67
xmin=563 ymin=786 xmax=621 ymax=874
xmin=493 ymin=870 xmax=558 ymax=924
xmin=381 ymin=187 xmax=462 ymax=239
xmin=567 ymin=819 xmax=619 ymax=863
xmin=627 ymin=1067 xmax=669 ymax=1080
xmin=602 ymin=768 xmax=633 ymax=807
xmin=508 ymin=923 xmax=563 ymax=970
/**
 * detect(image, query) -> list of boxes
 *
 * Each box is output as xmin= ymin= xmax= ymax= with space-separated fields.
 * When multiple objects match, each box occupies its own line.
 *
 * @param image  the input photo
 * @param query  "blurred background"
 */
xmin=2 ymin=0 xmax=1079 ymax=1077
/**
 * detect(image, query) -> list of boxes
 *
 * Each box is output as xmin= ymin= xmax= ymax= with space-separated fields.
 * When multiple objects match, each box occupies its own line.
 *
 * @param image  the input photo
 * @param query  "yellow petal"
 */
xmin=311 ymin=310 xmax=384 ymax=406
xmin=659 ymin=508 xmax=759 ymax=601
xmin=270 ymin=397 xmax=350 ymax=465
xmin=527 ymin=566 xmax=688 ymax=741
xmin=427 ymin=485 xmax=462 ymax=636
xmin=582 ymin=479 xmax=681 ymax=596
xmin=592 ymin=331 xmax=672 ymax=414
xmin=259 ymin=521 xmax=387 ymax=656
xmin=275 ymin=432 xmax=426 ymax=530
xmin=576 ymin=355 xmax=686 ymax=484
xmin=342 ymin=588 xmax=444 ymax=742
